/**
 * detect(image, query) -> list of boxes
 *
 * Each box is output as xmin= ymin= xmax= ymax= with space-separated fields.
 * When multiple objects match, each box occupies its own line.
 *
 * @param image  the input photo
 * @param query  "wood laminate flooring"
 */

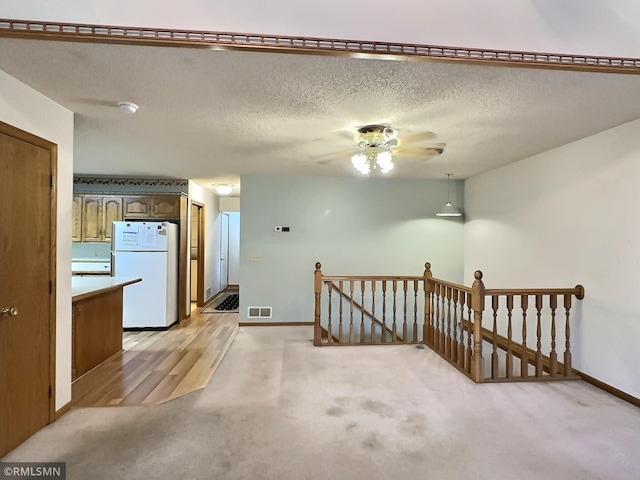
xmin=71 ymin=308 xmax=238 ymax=407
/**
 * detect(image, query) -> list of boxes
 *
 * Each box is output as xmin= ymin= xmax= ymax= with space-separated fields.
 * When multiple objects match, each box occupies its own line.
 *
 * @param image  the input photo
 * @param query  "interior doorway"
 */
xmin=220 ymin=213 xmax=230 ymax=292
xmin=190 ymin=201 xmax=205 ymax=307
xmin=0 ymin=121 xmax=56 ymax=457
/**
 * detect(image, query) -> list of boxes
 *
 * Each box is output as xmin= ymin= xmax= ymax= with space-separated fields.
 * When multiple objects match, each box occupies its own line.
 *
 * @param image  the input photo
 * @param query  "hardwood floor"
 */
xmin=71 ymin=307 xmax=238 ymax=407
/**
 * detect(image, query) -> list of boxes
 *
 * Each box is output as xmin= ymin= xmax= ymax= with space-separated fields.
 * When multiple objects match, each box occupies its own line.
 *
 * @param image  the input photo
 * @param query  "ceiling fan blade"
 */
xmin=308 ymin=150 xmax=349 ymax=164
xmin=399 ymin=131 xmax=437 ymax=144
xmin=395 ymin=143 xmax=446 ymax=158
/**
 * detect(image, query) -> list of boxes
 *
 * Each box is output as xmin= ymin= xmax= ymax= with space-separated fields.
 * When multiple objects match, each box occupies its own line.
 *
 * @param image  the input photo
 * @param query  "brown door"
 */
xmin=0 ymin=124 xmax=54 ymax=457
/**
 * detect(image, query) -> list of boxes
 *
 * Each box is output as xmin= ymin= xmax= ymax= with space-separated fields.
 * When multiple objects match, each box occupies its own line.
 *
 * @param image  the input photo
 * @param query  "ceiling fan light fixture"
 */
xmin=351 ymin=154 xmax=371 ymax=175
xmin=213 ymin=184 xmax=234 ymax=195
xmin=436 ymin=173 xmax=462 ymax=217
xmin=117 ymin=101 xmax=138 ymax=114
xmin=375 ymin=151 xmax=394 ymax=173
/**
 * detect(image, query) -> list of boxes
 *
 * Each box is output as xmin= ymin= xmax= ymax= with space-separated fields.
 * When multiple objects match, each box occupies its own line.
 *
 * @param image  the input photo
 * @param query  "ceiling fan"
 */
xmin=312 ymin=124 xmax=445 ymax=174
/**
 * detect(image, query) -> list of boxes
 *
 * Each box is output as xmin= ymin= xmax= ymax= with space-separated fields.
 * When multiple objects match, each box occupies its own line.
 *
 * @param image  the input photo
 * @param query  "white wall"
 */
xmin=4 ymin=1 xmax=640 ymax=56
xmin=189 ymin=181 xmax=221 ymax=302
xmin=464 ymin=119 xmax=640 ymax=398
xmin=0 ymin=69 xmax=74 ymax=410
xmin=227 ymin=212 xmax=240 ymax=285
xmin=240 ymin=174 xmax=464 ymax=323
xmin=220 ymin=196 xmax=240 ymax=212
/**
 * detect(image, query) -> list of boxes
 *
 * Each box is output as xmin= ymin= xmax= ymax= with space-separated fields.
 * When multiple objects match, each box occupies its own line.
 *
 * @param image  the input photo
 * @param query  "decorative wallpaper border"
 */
xmin=74 ymin=176 xmax=188 ymax=187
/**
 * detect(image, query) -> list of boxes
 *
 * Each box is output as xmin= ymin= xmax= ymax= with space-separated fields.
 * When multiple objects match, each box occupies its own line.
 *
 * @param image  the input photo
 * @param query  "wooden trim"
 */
xmin=192 ymin=201 xmax=206 ymax=307
xmin=178 ymin=195 xmax=189 ymax=320
xmin=0 ymin=121 xmax=58 ymax=424
xmin=575 ymin=370 xmax=640 ymax=408
xmin=1 ymin=19 xmax=639 ymax=74
xmin=239 ymin=321 xmax=314 ymax=327
xmin=49 ymin=145 xmax=57 ymax=423
xmin=55 ymin=401 xmax=72 ymax=419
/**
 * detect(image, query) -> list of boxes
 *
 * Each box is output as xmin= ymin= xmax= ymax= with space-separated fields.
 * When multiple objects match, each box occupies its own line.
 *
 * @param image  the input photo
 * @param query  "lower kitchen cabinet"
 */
xmin=72 ymin=287 xmax=124 ymax=381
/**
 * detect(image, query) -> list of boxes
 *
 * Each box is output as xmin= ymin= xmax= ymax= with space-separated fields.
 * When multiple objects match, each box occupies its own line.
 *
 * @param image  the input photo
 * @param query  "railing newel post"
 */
xmin=314 ymin=262 xmax=323 ymax=346
xmin=424 ymin=262 xmax=433 ymax=346
xmin=471 ymin=270 xmax=485 ymax=383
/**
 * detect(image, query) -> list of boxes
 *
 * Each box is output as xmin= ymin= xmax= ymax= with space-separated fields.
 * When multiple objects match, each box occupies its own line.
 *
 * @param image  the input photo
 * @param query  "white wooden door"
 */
xmin=220 ymin=213 xmax=229 ymax=291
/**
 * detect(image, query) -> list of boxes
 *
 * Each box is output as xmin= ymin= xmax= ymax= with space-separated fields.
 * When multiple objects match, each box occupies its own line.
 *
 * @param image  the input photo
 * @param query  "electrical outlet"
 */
xmin=248 ymin=254 xmax=262 ymax=262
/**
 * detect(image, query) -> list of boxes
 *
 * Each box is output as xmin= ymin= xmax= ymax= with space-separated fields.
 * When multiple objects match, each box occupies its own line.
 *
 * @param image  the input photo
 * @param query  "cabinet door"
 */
xmin=152 ymin=196 xmax=180 ymax=219
xmin=101 ymin=196 xmax=123 ymax=242
xmin=72 ymin=194 xmax=83 ymax=242
xmin=123 ymin=196 xmax=153 ymax=218
xmin=81 ymin=196 xmax=102 ymax=242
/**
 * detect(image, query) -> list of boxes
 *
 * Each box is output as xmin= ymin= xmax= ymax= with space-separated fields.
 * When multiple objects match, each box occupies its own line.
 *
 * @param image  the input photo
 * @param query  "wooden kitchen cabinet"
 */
xmin=123 ymin=195 xmax=180 ymax=219
xmin=81 ymin=195 xmax=123 ymax=242
xmin=72 ymin=288 xmax=123 ymax=381
xmin=72 ymin=194 xmax=83 ymax=241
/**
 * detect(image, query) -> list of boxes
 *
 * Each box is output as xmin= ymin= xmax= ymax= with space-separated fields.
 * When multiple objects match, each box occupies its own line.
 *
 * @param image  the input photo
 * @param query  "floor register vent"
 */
xmin=247 ymin=306 xmax=272 ymax=319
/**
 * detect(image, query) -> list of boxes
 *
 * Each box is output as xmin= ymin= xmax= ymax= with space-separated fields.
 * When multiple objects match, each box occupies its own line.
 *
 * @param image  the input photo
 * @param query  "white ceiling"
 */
xmin=1 ymin=32 xmax=640 ymax=193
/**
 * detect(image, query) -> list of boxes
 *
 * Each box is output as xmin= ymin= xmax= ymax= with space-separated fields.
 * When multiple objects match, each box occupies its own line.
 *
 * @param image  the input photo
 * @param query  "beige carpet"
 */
xmin=3 ymin=326 xmax=640 ymax=479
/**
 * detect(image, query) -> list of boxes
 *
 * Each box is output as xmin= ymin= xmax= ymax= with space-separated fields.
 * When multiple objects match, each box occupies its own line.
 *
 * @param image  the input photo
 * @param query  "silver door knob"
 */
xmin=1 ymin=307 xmax=18 ymax=317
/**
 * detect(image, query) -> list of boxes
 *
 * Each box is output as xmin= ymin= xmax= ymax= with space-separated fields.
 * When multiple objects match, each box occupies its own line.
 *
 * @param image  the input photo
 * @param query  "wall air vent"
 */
xmin=247 ymin=306 xmax=272 ymax=319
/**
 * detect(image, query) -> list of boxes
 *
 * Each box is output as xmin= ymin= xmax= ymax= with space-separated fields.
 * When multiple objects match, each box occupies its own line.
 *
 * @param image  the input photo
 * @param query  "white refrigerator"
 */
xmin=111 ymin=221 xmax=178 ymax=328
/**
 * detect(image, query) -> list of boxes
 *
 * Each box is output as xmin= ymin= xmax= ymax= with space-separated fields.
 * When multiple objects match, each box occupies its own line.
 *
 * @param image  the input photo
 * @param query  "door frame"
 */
xmin=0 ymin=120 xmax=57 ymax=422
xmin=191 ymin=201 xmax=206 ymax=307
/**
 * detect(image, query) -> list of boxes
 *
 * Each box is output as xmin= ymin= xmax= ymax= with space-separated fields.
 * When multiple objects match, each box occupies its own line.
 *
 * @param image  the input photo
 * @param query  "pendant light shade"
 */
xmin=436 ymin=174 xmax=462 ymax=217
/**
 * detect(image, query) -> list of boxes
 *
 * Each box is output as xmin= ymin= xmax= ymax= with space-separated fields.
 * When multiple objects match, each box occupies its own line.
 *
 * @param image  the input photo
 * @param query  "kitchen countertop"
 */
xmin=72 ymin=276 xmax=142 ymax=302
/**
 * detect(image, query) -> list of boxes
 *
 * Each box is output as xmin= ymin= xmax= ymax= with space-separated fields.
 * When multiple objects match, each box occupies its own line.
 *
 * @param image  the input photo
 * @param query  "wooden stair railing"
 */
xmin=327 ymin=281 xmax=403 ymax=342
xmin=314 ymin=262 xmax=585 ymax=384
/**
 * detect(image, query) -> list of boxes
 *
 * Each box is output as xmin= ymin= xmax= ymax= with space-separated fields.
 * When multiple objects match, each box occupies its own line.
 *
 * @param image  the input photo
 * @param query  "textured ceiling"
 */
xmin=1 ymin=36 xmax=640 ymax=194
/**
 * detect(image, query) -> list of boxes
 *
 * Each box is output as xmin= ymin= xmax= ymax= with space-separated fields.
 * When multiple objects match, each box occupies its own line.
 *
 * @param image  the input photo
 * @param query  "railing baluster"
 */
xmin=403 ymin=280 xmax=408 ymax=342
xmin=535 ymin=294 xmax=543 ymax=377
xmin=520 ymin=295 xmax=529 ymax=378
xmin=506 ymin=295 xmax=514 ymax=379
xmin=360 ymin=281 xmax=365 ymax=344
xmin=549 ymin=294 xmax=558 ymax=376
xmin=349 ymin=280 xmax=355 ymax=344
xmin=392 ymin=281 xmax=398 ymax=343
xmin=457 ymin=292 xmax=466 ymax=369
xmin=423 ymin=280 xmax=429 ymax=345
xmin=465 ymin=297 xmax=473 ymax=373
xmin=445 ymin=287 xmax=452 ymax=358
xmin=491 ymin=295 xmax=499 ymax=380
xmin=381 ymin=281 xmax=387 ymax=344
xmin=413 ymin=280 xmax=419 ymax=343
xmin=451 ymin=289 xmax=459 ymax=364
xmin=371 ymin=280 xmax=377 ymax=344
xmin=327 ymin=281 xmax=333 ymax=344
xmin=434 ymin=284 xmax=441 ymax=352
xmin=338 ymin=280 xmax=344 ymax=343
xmin=440 ymin=287 xmax=447 ymax=354
xmin=564 ymin=294 xmax=572 ymax=376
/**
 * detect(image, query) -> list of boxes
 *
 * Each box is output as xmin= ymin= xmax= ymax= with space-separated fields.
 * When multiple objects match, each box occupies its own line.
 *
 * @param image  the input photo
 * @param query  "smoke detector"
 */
xmin=117 ymin=101 xmax=138 ymax=114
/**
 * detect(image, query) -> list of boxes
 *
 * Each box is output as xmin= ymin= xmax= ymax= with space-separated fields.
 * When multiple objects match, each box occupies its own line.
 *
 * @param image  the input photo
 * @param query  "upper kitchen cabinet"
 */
xmin=81 ymin=195 xmax=123 ymax=242
xmin=72 ymin=194 xmax=83 ymax=242
xmin=123 ymin=195 xmax=181 ymax=220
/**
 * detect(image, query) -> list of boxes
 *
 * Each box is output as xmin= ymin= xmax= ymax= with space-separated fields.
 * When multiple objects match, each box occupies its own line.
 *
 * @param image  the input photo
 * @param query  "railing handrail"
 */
xmin=321 ymin=275 xmax=427 ymax=281
xmin=430 ymin=276 xmax=473 ymax=293
xmin=484 ymin=285 xmax=584 ymax=299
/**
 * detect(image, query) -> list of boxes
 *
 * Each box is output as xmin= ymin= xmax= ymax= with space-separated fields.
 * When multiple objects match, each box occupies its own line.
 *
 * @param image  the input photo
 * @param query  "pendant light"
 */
xmin=436 ymin=173 xmax=462 ymax=217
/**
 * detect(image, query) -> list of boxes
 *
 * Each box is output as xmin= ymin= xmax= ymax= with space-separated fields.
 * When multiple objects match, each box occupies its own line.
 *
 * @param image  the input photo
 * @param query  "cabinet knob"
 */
xmin=1 ymin=306 xmax=18 ymax=317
